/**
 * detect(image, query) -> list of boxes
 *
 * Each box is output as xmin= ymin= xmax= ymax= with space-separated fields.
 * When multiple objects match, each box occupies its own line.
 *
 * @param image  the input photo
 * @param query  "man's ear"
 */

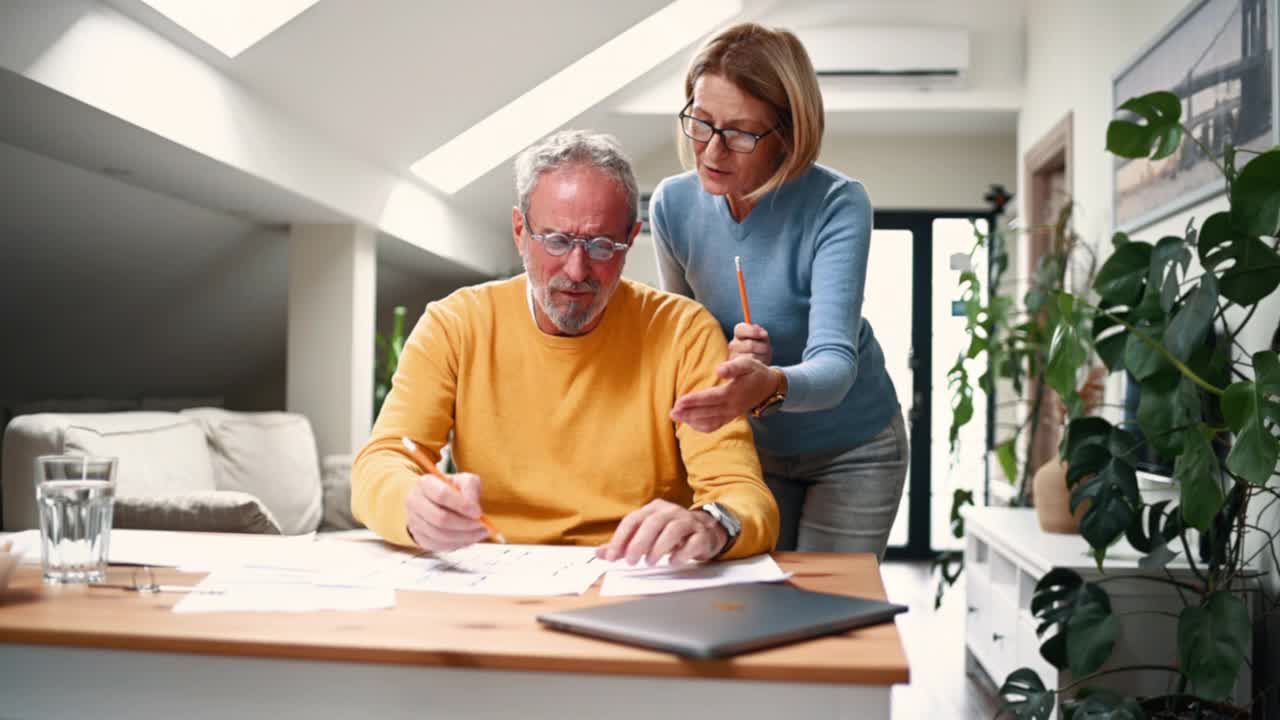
xmin=512 ymin=206 xmax=526 ymax=255
xmin=627 ymin=220 xmax=642 ymax=243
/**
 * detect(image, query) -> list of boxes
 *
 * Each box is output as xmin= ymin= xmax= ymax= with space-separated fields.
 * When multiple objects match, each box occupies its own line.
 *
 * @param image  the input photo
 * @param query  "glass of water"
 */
xmin=35 ymin=455 xmax=117 ymax=584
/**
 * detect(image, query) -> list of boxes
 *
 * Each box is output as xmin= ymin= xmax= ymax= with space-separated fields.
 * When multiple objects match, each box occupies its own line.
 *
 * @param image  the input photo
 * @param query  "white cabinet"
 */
xmin=963 ymin=508 xmax=1252 ymax=708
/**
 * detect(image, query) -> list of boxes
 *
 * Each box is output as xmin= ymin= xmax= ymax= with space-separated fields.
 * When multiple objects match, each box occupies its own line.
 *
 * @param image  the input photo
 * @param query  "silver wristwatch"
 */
xmin=698 ymin=502 xmax=742 ymax=556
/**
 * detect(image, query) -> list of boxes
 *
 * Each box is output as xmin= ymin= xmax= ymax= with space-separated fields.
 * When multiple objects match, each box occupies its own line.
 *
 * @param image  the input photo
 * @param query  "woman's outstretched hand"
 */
xmin=670 ymin=356 xmax=778 ymax=432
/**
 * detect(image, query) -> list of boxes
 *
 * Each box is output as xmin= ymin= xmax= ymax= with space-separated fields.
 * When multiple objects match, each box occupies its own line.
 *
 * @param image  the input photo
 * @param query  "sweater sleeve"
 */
xmin=351 ymin=299 xmax=461 ymax=547
xmin=650 ymin=181 xmax=695 ymax=298
xmin=780 ymin=181 xmax=873 ymax=412
xmin=674 ymin=307 xmax=780 ymax=558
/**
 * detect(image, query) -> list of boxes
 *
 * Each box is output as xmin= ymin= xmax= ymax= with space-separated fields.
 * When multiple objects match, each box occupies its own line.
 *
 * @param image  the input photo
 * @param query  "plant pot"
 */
xmin=1032 ymin=457 xmax=1085 ymax=534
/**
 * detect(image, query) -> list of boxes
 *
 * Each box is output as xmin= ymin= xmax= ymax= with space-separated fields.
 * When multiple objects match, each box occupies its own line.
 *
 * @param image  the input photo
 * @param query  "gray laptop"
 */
xmin=537 ymin=582 xmax=907 ymax=659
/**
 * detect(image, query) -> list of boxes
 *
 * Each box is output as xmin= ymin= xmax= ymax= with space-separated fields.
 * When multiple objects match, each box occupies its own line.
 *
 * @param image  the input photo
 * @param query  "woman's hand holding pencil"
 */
xmin=401 ymin=436 xmax=506 ymax=551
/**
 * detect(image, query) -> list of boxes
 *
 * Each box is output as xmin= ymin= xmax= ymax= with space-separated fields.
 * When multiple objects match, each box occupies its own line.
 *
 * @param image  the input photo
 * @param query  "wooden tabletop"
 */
xmin=0 ymin=552 xmax=909 ymax=686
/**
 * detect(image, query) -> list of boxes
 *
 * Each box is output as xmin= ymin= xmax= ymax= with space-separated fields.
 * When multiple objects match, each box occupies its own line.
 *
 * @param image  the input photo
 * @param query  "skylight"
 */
xmin=411 ymin=0 xmax=743 ymax=195
xmin=138 ymin=0 xmax=320 ymax=57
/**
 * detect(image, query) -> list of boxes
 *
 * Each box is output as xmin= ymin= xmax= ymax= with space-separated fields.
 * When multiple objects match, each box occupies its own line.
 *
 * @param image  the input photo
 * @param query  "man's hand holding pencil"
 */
xmin=401 ymin=436 xmax=506 ymax=552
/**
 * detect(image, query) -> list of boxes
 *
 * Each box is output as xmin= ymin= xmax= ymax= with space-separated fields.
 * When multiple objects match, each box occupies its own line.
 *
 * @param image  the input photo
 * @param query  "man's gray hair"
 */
xmin=515 ymin=130 xmax=639 ymax=228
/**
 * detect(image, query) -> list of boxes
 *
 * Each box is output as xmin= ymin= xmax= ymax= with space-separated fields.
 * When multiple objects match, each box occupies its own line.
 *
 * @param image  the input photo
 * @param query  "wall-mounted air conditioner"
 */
xmin=796 ymin=25 xmax=971 ymax=85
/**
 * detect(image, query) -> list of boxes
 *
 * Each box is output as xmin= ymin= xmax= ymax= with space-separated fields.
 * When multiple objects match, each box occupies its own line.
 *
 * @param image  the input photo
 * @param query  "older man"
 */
xmin=352 ymin=130 xmax=778 ymax=564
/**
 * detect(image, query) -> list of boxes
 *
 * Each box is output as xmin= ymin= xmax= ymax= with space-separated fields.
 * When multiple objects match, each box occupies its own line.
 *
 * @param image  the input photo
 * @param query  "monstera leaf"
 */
xmin=1177 ymin=592 xmax=1251 ymax=700
xmin=1030 ymin=569 xmax=1118 ymax=677
xmin=999 ymin=668 xmax=1056 ymax=720
xmin=1106 ymin=91 xmax=1182 ymax=160
xmin=1221 ymin=351 xmax=1280 ymax=485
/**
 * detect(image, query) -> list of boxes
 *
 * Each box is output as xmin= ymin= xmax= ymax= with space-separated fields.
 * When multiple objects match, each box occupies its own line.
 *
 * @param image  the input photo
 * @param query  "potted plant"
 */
xmin=933 ymin=193 xmax=1103 ymax=605
xmin=997 ymin=90 xmax=1280 ymax=719
xmin=374 ymin=305 xmax=407 ymax=419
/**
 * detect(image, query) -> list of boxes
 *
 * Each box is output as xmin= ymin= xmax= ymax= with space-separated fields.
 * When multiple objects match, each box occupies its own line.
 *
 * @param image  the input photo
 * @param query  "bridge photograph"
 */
xmin=1113 ymin=0 xmax=1273 ymax=230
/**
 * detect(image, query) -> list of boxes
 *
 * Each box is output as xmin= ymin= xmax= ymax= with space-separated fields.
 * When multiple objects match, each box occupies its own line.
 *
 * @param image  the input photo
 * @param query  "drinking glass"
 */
xmin=35 ymin=455 xmax=116 ymax=584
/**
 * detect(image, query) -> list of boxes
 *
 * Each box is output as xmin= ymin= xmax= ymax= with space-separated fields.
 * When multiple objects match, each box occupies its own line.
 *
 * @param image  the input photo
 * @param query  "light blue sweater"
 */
xmin=650 ymin=164 xmax=899 ymax=457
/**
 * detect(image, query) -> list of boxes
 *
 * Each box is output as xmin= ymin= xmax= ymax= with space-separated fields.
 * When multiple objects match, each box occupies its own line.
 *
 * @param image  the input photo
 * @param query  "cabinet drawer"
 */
xmin=983 ymin=587 xmax=1018 ymax=683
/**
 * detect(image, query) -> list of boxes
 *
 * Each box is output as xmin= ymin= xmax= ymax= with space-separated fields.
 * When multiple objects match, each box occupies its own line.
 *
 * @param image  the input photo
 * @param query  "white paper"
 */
xmin=106 ymin=530 xmax=319 ymax=571
xmin=599 ymin=554 xmax=791 ymax=596
xmin=172 ymin=566 xmax=396 ymax=614
xmin=359 ymin=543 xmax=608 ymax=596
xmin=0 ymin=530 xmax=41 ymax=564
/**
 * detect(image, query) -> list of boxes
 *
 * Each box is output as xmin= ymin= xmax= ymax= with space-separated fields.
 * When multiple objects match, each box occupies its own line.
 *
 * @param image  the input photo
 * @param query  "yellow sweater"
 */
xmin=351 ymin=276 xmax=778 ymax=559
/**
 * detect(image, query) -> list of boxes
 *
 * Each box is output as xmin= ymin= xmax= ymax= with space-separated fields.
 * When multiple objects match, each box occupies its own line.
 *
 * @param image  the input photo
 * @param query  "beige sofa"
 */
xmin=2 ymin=409 xmax=360 ymax=534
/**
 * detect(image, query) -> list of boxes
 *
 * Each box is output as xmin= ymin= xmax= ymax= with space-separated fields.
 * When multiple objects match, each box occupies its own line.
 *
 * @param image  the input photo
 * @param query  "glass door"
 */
xmin=871 ymin=211 xmax=993 ymax=558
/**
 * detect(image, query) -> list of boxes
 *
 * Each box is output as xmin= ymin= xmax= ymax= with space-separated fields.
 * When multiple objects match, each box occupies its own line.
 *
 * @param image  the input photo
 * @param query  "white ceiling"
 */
xmin=0 ymin=0 xmax=1027 ymax=405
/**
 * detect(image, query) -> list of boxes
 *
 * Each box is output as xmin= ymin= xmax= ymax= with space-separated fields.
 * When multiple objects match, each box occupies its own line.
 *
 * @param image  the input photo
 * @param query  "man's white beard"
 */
xmin=523 ymin=253 xmax=617 ymax=335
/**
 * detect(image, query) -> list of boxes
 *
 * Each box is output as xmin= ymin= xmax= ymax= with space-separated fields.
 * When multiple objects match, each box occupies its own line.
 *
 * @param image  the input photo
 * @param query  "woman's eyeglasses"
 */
xmin=678 ymin=100 xmax=780 ymax=154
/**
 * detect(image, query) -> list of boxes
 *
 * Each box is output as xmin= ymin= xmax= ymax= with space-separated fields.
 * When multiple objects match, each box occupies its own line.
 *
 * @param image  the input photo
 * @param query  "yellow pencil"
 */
xmin=401 ymin=436 xmax=506 ymax=543
xmin=735 ymin=255 xmax=752 ymax=325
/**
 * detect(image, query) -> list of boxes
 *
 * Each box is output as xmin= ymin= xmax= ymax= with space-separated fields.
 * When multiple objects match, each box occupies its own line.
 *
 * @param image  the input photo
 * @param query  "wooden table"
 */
xmin=0 ymin=552 xmax=909 ymax=719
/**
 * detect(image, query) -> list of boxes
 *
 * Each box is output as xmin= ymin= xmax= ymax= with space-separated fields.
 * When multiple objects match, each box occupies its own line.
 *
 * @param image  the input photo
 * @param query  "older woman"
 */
xmin=651 ymin=23 xmax=907 ymax=557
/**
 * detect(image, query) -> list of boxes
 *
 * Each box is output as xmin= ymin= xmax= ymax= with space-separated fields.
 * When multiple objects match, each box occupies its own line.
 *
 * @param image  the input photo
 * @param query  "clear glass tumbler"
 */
xmin=35 ymin=455 xmax=116 ymax=584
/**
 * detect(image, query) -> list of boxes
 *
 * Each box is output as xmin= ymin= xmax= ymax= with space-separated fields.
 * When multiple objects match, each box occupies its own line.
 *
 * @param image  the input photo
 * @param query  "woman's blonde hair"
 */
xmin=679 ymin=23 xmax=824 ymax=202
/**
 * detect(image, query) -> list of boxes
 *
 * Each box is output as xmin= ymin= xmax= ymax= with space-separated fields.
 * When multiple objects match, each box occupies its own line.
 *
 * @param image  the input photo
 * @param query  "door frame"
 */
xmin=877 ymin=209 xmax=996 ymax=561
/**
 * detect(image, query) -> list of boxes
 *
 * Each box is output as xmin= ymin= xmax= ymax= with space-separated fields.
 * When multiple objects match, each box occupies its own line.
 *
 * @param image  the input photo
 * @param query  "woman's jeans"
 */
xmin=759 ymin=410 xmax=909 ymax=559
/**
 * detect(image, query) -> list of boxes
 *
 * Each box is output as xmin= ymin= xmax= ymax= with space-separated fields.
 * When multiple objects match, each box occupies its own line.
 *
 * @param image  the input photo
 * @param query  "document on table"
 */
xmin=172 ymin=566 xmax=396 ymax=614
xmin=355 ymin=543 xmax=608 ymax=596
xmin=599 ymin=554 xmax=792 ymax=597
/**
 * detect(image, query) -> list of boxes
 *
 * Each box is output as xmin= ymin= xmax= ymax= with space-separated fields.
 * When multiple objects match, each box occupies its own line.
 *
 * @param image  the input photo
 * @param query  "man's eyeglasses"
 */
xmin=522 ymin=211 xmax=630 ymax=262
xmin=678 ymin=100 xmax=779 ymax=154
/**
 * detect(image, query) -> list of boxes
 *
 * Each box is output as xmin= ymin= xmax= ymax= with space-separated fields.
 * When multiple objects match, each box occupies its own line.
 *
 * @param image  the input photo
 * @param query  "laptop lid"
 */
xmin=537 ymin=582 xmax=907 ymax=659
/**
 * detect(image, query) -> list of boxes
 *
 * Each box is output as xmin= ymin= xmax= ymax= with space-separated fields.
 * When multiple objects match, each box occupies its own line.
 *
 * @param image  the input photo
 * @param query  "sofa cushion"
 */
xmin=62 ymin=413 xmax=217 ymax=497
xmin=181 ymin=408 xmax=322 ymax=535
xmin=115 ymin=491 xmax=282 ymax=534
xmin=319 ymin=455 xmax=360 ymax=531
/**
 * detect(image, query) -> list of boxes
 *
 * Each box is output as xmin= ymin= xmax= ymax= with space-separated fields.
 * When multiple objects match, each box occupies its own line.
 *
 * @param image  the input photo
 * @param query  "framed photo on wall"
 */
xmin=1112 ymin=0 xmax=1277 ymax=233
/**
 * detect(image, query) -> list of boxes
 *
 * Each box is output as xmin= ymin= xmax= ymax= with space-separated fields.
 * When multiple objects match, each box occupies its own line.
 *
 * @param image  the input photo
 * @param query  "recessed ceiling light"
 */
xmin=410 ymin=0 xmax=742 ymax=195
xmin=138 ymin=0 xmax=320 ymax=57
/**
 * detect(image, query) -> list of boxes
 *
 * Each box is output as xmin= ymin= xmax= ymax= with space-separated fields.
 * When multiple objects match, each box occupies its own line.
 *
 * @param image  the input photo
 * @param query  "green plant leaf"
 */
xmin=949 ymin=488 xmax=975 ymax=538
xmin=1066 ymin=584 xmax=1119 ymax=677
xmin=1063 ymin=687 xmax=1148 ymax=720
xmin=1176 ymin=426 xmax=1224 ymax=531
xmin=1231 ymin=148 xmax=1280 ymax=237
xmin=1031 ymin=568 xmax=1084 ymax=669
xmin=997 ymin=440 xmax=1018 ymax=485
xmin=1066 ymin=417 xmax=1114 ymax=459
xmin=1107 ymin=92 xmax=1182 ymax=159
xmin=1200 ymin=210 xmax=1280 ymax=304
xmin=1177 ymin=592 xmax=1250 ymax=700
xmin=948 ymin=354 xmax=974 ymax=454
xmin=1143 ymin=236 xmax=1191 ymax=311
xmin=1071 ymin=459 xmax=1140 ymax=553
xmin=1030 ymin=569 xmax=1117 ymax=677
xmin=1222 ymin=353 xmax=1280 ymax=484
xmin=998 ymin=668 xmax=1056 ymax=720
xmin=1123 ymin=320 xmax=1170 ymax=381
xmin=1164 ymin=273 xmax=1218 ymax=362
xmin=1125 ymin=500 xmax=1181 ymax=554
xmin=1137 ymin=371 xmax=1201 ymax=459
xmin=1223 ymin=237 xmax=1280 ymax=306
xmin=1092 ymin=311 xmax=1129 ymax=372
xmin=1095 ymin=242 xmax=1153 ymax=306
xmin=1046 ymin=295 xmax=1090 ymax=412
